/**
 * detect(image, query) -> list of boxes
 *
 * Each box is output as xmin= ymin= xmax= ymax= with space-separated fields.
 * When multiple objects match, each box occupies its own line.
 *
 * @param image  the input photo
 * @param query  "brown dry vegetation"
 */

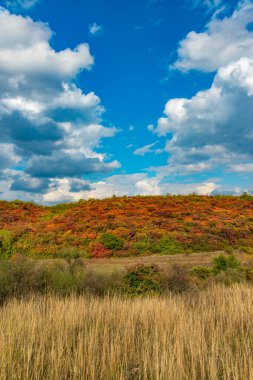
xmin=1 ymin=285 xmax=253 ymax=380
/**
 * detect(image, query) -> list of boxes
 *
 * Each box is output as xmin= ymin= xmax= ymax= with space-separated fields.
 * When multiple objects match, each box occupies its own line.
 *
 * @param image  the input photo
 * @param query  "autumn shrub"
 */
xmin=89 ymin=242 xmax=112 ymax=258
xmin=125 ymin=264 xmax=163 ymax=296
xmin=1 ymin=196 xmax=253 ymax=257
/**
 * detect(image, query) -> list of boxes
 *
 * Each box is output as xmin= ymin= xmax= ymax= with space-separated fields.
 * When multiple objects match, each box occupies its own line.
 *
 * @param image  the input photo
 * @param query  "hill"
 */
xmin=0 ymin=195 xmax=253 ymax=258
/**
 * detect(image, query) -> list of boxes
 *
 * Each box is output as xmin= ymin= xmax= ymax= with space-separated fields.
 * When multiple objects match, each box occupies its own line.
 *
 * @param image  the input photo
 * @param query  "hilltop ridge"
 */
xmin=0 ymin=195 xmax=253 ymax=258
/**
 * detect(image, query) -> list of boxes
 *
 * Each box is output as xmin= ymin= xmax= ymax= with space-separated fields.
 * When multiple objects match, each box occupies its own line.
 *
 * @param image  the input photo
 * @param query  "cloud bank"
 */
xmin=0 ymin=8 xmax=119 ymax=202
xmin=152 ymin=0 xmax=253 ymax=186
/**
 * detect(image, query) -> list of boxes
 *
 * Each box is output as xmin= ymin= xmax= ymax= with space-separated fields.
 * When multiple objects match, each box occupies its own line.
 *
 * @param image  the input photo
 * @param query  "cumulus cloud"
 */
xmin=152 ymin=1 xmax=253 ymax=181
xmin=0 ymin=8 xmax=120 ymax=202
xmin=10 ymin=176 xmax=50 ymax=194
xmin=26 ymin=153 xmax=120 ymax=178
xmin=174 ymin=1 xmax=253 ymax=72
xmin=135 ymin=179 xmax=161 ymax=195
xmin=41 ymin=173 xmax=219 ymax=203
xmin=155 ymin=57 xmax=253 ymax=174
xmin=0 ymin=143 xmax=20 ymax=169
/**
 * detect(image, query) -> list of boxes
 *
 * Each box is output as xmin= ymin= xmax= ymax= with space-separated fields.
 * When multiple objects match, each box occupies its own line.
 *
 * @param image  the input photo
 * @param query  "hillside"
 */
xmin=0 ymin=195 xmax=253 ymax=258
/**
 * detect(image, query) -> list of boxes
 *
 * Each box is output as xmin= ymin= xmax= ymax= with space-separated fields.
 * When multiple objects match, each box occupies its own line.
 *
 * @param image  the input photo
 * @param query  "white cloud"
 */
xmin=152 ymin=1 xmax=253 ymax=182
xmin=0 ymin=8 xmax=93 ymax=80
xmin=133 ymin=141 xmax=158 ymax=156
xmin=40 ymin=173 xmax=220 ymax=203
xmin=89 ymin=22 xmax=103 ymax=35
xmin=0 ymin=8 xmax=120 ymax=200
xmin=174 ymin=1 xmax=253 ymax=72
xmin=135 ymin=179 xmax=161 ymax=195
xmin=229 ymin=163 xmax=253 ymax=172
xmin=155 ymin=57 xmax=253 ymax=174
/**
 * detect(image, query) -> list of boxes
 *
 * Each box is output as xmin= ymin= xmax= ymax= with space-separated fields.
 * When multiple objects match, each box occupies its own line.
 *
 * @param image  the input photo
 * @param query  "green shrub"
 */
xmin=57 ymin=248 xmax=84 ymax=275
xmin=48 ymin=270 xmax=77 ymax=296
xmin=214 ymin=268 xmax=247 ymax=286
xmin=224 ymin=246 xmax=234 ymax=254
xmin=0 ymin=230 xmax=15 ymax=258
xmin=191 ymin=266 xmax=211 ymax=280
xmin=99 ymin=233 xmax=123 ymax=251
xmin=125 ymin=264 xmax=163 ymax=296
xmin=132 ymin=240 xmax=150 ymax=255
xmin=239 ymin=246 xmax=253 ymax=254
xmin=212 ymin=254 xmax=241 ymax=275
xmin=153 ymin=236 xmax=184 ymax=255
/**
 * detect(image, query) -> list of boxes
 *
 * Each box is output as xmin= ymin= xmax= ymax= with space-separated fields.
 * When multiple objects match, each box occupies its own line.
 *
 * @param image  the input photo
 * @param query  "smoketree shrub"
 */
xmin=125 ymin=264 xmax=163 ymax=296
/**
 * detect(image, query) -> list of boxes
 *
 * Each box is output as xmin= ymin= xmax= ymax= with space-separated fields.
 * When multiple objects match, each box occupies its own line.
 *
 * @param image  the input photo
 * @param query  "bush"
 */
xmin=191 ymin=266 xmax=211 ymax=280
xmin=214 ymin=268 xmax=247 ymax=286
xmin=57 ymin=248 xmax=84 ymax=274
xmin=99 ymin=233 xmax=124 ymax=251
xmin=89 ymin=242 xmax=112 ymax=258
xmin=165 ymin=265 xmax=192 ymax=293
xmin=239 ymin=246 xmax=253 ymax=254
xmin=131 ymin=239 xmax=150 ymax=255
xmin=0 ymin=255 xmax=38 ymax=301
xmin=212 ymin=254 xmax=241 ymax=275
xmin=153 ymin=236 xmax=184 ymax=255
xmin=125 ymin=264 xmax=163 ymax=296
xmin=80 ymin=270 xmax=124 ymax=296
xmin=0 ymin=230 xmax=15 ymax=258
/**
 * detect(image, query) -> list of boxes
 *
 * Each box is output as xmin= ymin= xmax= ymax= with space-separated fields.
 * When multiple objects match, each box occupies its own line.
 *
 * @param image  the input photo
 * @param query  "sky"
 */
xmin=0 ymin=0 xmax=252 ymax=203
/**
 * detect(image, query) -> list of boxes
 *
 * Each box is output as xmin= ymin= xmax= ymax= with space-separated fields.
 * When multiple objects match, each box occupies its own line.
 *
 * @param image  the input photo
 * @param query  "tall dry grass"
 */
xmin=0 ymin=285 xmax=253 ymax=380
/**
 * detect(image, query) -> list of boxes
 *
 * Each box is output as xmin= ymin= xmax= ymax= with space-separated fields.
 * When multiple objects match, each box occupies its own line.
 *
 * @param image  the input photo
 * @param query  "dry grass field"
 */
xmin=1 ymin=284 xmax=253 ymax=380
xmin=39 ymin=250 xmax=253 ymax=275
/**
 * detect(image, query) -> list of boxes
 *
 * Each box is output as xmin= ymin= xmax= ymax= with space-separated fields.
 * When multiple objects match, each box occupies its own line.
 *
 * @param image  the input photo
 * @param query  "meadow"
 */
xmin=1 ymin=195 xmax=253 ymax=379
xmin=1 ymin=285 xmax=253 ymax=380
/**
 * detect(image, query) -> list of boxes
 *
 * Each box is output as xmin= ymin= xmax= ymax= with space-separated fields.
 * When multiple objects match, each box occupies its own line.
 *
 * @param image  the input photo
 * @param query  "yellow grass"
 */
xmin=1 ymin=285 xmax=253 ymax=379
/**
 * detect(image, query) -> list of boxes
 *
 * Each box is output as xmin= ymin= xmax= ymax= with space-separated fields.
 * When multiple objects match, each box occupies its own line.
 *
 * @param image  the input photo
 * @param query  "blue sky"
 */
xmin=0 ymin=0 xmax=252 ymax=203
